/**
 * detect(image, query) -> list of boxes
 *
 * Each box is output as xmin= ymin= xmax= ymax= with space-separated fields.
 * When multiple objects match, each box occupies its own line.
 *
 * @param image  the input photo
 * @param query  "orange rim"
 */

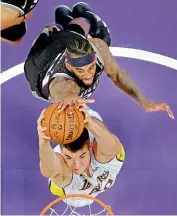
xmin=40 ymin=194 xmax=114 ymax=215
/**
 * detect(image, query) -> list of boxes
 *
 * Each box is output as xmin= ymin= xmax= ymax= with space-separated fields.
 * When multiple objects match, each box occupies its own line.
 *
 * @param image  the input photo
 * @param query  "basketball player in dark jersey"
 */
xmin=24 ymin=2 xmax=174 ymax=119
xmin=0 ymin=0 xmax=39 ymax=44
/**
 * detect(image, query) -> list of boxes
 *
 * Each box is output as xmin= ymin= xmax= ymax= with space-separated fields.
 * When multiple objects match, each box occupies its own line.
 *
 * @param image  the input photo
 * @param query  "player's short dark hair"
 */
xmin=61 ymin=128 xmax=90 ymax=152
xmin=66 ymin=38 xmax=93 ymax=58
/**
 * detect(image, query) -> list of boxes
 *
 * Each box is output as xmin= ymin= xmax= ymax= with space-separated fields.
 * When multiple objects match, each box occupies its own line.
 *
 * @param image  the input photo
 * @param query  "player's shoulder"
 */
xmin=89 ymin=38 xmax=108 ymax=52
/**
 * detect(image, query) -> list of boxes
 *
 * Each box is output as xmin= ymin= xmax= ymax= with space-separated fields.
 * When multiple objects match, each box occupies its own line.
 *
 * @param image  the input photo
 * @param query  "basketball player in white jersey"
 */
xmin=0 ymin=0 xmax=39 ymax=44
xmin=24 ymin=2 xmax=174 ymax=119
xmin=38 ymin=105 xmax=125 ymax=207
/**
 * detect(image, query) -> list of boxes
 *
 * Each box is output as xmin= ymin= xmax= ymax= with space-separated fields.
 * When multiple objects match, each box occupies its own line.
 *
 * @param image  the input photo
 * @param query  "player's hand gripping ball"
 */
xmin=43 ymin=104 xmax=85 ymax=144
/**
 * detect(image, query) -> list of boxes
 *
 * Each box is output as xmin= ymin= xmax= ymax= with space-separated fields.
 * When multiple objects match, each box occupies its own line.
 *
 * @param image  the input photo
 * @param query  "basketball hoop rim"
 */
xmin=40 ymin=193 xmax=114 ymax=215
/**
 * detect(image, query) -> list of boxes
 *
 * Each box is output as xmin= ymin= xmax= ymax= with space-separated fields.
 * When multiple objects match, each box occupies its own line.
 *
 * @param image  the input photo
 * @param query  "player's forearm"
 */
xmin=39 ymin=140 xmax=58 ymax=177
xmin=108 ymin=61 xmax=150 ymax=107
xmin=89 ymin=38 xmax=150 ymax=108
xmin=51 ymin=90 xmax=77 ymax=103
xmin=88 ymin=119 xmax=119 ymax=155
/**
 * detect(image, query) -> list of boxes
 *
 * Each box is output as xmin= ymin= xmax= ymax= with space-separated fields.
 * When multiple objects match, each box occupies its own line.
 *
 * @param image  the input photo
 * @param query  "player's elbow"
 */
xmin=110 ymin=135 xmax=123 ymax=155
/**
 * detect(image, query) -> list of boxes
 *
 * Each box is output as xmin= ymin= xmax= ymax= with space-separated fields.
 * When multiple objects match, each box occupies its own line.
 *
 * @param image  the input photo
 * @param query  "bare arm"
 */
xmin=49 ymin=76 xmax=80 ymax=103
xmin=89 ymin=38 xmax=150 ymax=108
xmin=38 ymin=110 xmax=72 ymax=187
xmin=87 ymin=117 xmax=122 ymax=162
xmin=39 ymin=138 xmax=60 ymax=177
xmin=39 ymin=139 xmax=72 ymax=188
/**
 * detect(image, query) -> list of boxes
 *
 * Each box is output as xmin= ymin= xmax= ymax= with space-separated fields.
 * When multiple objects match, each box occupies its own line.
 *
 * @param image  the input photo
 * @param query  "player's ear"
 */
xmin=89 ymin=142 xmax=93 ymax=150
xmin=65 ymin=60 xmax=73 ymax=71
xmin=94 ymin=55 xmax=97 ymax=62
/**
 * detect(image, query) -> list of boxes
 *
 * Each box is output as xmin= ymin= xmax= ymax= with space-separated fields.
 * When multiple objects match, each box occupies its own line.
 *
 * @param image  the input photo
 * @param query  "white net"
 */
xmin=40 ymin=194 xmax=113 ymax=216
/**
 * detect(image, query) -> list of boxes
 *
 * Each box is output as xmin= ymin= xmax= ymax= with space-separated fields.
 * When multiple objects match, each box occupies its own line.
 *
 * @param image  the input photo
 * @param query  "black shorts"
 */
xmin=24 ymin=24 xmax=86 ymax=99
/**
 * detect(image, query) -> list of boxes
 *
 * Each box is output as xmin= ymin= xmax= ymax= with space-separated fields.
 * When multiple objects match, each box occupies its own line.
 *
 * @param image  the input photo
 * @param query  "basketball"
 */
xmin=43 ymin=104 xmax=85 ymax=144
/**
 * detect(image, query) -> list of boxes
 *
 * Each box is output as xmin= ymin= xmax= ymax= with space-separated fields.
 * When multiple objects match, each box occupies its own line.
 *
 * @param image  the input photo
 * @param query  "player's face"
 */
xmin=67 ymin=59 xmax=97 ymax=86
xmin=62 ymin=144 xmax=91 ymax=175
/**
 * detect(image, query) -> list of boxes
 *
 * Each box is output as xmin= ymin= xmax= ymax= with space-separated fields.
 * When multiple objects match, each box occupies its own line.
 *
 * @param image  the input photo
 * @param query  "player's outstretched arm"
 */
xmin=37 ymin=109 xmax=72 ymax=187
xmin=79 ymin=105 xmax=122 ymax=161
xmin=89 ymin=38 xmax=174 ymax=119
xmin=89 ymin=38 xmax=150 ymax=107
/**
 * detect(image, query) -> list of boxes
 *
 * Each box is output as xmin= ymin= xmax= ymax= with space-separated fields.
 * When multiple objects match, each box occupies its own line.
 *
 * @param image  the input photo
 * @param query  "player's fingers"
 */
xmin=58 ymin=101 xmax=67 ymax=113
xmin=166 ymin=108 xmax=175 ymax=119
xmin=43 ymin=135 xmax=51 ymax=140
xmin=58 ymin=101 xmax=64 ymax=110
xmin=72 ymin=99 xmax=78 ymax=106
xmin=37 ymin=117 xmax=43 ymax=126
xmin=80 ymin=103 xmax=87 ymax=108
xmin=78 ymin=107 xmax=85 ymax=113
xmin=39 ymin=109 xmax=46 ymax=120
xmin=83 ymin=119 xmax=88 ymax=124
xmin=168 ymin=112 xmax=175 ymax=119
xmin=37 ymin=117 xmax=45 ymax=127
xmin=68 ymin=99 xmax=74 ymax=106
xmin=68 ymin=105 xmax=74 ymax=113
xmin=79 ymin=106 xmax=89 ymax=116
xmin=79 ymin=107 xmax=90 ymax=123
xmin=39 ymin=134 xmax=50 ymax=140
xmin=76 ymin=98 xmax=95 ymax=104
xmin=83 ymin=99 xmax=95 ymax=104
xmin=158 ymin=103 xmax=174 ymax=119
xmin=40 ymin=127 xmax=47 ymax=132
xmin=37 ymin=125 xmax=46 ymax=133
xmin=58 ymin=101 xmax=65 ymax=112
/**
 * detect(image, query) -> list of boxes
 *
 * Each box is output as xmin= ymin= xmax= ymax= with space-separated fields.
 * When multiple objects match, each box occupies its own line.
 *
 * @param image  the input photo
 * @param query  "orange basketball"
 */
xmin=44 ymin=104 xmax=85 ymax=144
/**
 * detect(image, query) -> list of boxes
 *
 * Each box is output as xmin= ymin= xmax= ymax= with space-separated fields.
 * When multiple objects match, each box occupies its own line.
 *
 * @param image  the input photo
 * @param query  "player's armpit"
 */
xmin=49 ymin=76 xmax=80 ymax=103
xmin=50 ymin=153 xmax=72 ymax=188
xmin=39 ymin=148 xmax=72 ymax=185
xmin=50 ymin=173 xmax=72 ymax=188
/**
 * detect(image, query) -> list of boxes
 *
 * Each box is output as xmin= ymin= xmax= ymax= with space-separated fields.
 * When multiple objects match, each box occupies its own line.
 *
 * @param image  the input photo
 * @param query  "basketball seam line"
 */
xmin=74 ymin=108 xmax=81 ymax=141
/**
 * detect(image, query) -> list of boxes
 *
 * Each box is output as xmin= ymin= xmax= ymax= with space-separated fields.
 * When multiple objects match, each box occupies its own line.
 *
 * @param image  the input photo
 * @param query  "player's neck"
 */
xmin=85 ymin=165 xmax=91 ymax=177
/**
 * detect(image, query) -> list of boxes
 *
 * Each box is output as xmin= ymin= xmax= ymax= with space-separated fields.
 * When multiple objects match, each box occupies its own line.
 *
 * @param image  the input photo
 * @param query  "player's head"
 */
xmin=61 ymin=128 xmax=91 ymax=175
xmin=65 ymin=38 xmax=97 ymax=86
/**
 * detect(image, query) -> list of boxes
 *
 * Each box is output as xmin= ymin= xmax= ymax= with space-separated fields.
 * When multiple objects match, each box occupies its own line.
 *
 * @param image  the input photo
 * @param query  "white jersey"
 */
xmin=49 ymin=108 xmax=125 ymax=207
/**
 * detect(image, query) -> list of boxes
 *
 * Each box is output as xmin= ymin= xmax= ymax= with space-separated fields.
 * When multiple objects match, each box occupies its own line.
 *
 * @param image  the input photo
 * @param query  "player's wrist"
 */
xmin=52 ymin=92 xmax=78 ymax=103
xmin=39 ymin=138 xmax=50 ymax=146
xmin=84 ymin=118 xmax=94 ymax=129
